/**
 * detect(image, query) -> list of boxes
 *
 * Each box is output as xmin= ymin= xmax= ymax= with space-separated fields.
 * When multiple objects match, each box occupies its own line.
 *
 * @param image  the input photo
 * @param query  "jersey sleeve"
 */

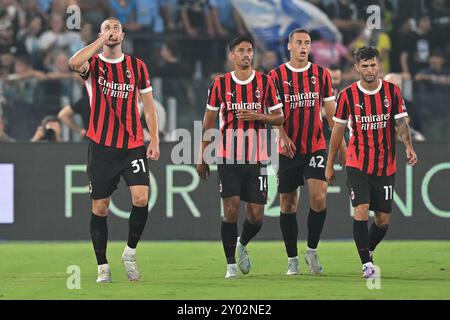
xmin=333 ymin=90 xmax=349 ymax=124
xmin=322 ymin=69 xmax=335 ymax=102
xmin=393 ymin=86 xmax=408 ymax=120
xmin=206 ymin=78 xmax=221 ymax=111
xmin=268 ymin=69 xmax=279 ymax=89
xmin=265 ymin=76 xmax=283 ymax=113
xmin=138 ymin=60 xmax=153 ymax=94
xmin=79 ymin=57 xmax=94 ymax=80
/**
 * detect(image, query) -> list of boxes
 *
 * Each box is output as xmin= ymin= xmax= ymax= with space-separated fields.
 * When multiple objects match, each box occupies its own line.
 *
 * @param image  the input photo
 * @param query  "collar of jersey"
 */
xmin=357 ymin=79 xmax=382 ymax=95
xmin=231 ymin=70 xmax=256 ymax=85
xmin=99 ymin=53 xmax=125 ymax=64
xmin=286 ymin=62 xmax=311 ymax=73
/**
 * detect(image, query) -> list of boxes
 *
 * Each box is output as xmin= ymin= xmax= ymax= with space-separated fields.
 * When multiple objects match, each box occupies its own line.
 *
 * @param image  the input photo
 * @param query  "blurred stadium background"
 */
xmin=0 ymin=0 xmax=449 ymax=299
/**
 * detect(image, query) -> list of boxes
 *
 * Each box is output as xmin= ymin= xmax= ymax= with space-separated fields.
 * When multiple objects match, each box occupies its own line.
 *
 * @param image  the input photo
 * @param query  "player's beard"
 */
xmin=105 ymin=41 xmax=121 ymax=48
xmin=364 ymin=75 xmax=377 ymax=83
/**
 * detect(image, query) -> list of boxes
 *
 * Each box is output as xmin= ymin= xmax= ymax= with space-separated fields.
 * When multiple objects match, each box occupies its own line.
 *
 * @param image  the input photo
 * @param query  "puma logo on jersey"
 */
xmin=99 ymin=67 xmax=107 ymax=75
xmin=284 ymin=81 xmax=292 ymax=87
xmin=227 ymin=92 xmax=235 ymax=98
xmin=356 ymin=103 xmax=364 ymax=109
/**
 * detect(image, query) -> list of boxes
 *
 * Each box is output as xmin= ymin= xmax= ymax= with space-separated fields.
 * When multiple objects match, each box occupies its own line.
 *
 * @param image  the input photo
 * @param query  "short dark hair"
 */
xmin=289 ymin=28 xmax=311 ymax=42
xmin=354 ymin=46 xmax=379 ymax=63
xmin=229 ymin=36 xmax=254 ymax=52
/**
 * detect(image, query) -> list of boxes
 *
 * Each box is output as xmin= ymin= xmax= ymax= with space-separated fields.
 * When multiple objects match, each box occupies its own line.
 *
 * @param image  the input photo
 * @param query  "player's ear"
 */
xmin=354 ymin=64 xmax=359 ymax=73
xmin=287 ymin=42 xmax=291 ymax=51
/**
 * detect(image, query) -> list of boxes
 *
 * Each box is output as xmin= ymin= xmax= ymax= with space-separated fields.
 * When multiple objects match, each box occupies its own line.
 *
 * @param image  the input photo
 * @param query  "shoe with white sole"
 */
xmin=122 ymin=252 xmax=140 ymax=281
xmin=362 ymin=262 xmax=376 ymax=278
xmin=236 ymin=238 xmax=251 ymax=274
xmin=286 ymin=257 xmax=299 ymax=275
xmin=96 ymin=264 xmax=112 ymax=283
xmin=225 ymin=264 xmax=238 ymax=279
xmin=305 ymin=249 xmax=324 ymax=275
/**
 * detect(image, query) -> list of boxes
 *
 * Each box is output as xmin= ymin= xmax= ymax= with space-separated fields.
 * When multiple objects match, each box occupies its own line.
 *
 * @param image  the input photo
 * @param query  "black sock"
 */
xmin=369 ymin=223 xmax=388 ymax=252
xmin=90 ymin=213 xmax=108 ymax=265
xmin=353 ymin=219 xmax=371 ymax=264
xmin=307 ymin=208 xmax=327 ymax=249
xmin=221 ymin=221 xmax=238 ymax=264
xmin=240 ymin=218 xmax=263 ymax=246
xmin=280 ymin=212 xmax=298 ymax=258
xmin=127 ymin=205 xmax=149 ymax=249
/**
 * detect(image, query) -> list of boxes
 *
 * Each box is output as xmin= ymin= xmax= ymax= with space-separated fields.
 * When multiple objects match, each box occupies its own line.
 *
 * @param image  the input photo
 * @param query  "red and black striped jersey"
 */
xmin=81 ymin=53 xmax=153 ymax=149
xmin=334 ymin=79 xmax=408 ymax=176
xmin=206 ymin=70 xmax=283 ymax=162
xmin=269 ymin=62 xmax=335 ymax=154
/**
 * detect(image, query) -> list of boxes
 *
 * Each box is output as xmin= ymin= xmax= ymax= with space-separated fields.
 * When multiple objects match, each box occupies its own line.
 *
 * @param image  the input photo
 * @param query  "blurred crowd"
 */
xmin=0 ymin=0 xmax=449 ymax=143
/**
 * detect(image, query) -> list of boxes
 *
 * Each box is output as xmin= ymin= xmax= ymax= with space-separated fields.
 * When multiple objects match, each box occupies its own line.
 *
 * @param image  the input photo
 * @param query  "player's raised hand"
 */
xmin=236 ymin=109 xmax=261 ymax=121
xmin=325 ymin=165 xmax=335 ymax=186
xmin=196 ymin=162 xmax=210 ymax=180
xmin=101 ymin=29 xmax=115 ymax=43
xmin=406 ymin=145 xmax=417 ymax=166
xmin=147 ymin=140 xmax=160 ymax=160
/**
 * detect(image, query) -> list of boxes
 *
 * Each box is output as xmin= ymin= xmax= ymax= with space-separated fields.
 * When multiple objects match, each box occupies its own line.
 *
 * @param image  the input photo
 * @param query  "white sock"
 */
xmin=227 ymin=263 xmax=237 ymax=269
xmin=306 ymin=247 xmax=317 ymax=252
xmin=98 ymin=263 xmax=109 ymax=272
xmin=124 ymin=245 xmax=136 ymax=256
xmin=363 ymin=262 xmax=374 ymax=268
xmin=288 ymin=256 xmax=298 ymax=261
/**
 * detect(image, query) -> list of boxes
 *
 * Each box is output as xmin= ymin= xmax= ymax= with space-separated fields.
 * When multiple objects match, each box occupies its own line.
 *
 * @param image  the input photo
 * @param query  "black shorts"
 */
xmin=346 ymin=167 xmax=395 ymax=213
xmin=217 ymin=163 xmax=268 ymax=205
xmin=277 ymin=150 xmax=327 ymax=194
xmin=87 ymin=140 xmax=150 ymax=200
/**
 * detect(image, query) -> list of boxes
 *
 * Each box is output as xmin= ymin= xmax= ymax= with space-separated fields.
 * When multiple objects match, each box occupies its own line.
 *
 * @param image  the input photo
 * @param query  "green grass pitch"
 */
xmin=0 ymin=241 xmax=449 ymax=300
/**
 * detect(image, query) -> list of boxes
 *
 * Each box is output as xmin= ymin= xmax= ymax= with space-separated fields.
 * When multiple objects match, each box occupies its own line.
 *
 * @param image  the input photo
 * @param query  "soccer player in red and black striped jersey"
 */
xmin=69 ymin=17 xmax=160 ymax=283
xmin=268 ymin=29 xmax=346 ymax=276
xmin=326 ymin=47 xmax=418 ymax=278
xmin=196 ymin=37 xmax=283 ymax=278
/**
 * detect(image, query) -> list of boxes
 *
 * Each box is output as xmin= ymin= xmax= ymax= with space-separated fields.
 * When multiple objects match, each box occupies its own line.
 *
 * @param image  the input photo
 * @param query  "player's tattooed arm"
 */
xmin=395 ymin=117 xmax=418 ymax=166
xmin=395 ymin=117 xmax=412 ymax=147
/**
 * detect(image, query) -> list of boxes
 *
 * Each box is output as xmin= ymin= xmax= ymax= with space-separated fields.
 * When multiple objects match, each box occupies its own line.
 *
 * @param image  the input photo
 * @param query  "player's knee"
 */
xmin=376 ymin=222 xmax=389 ymax=230
xmin=280 ymin=193 xmax=298 ymax=213
xmin=223 ymin=201 xmax=240 ymax=220
xmin=132 ymin=194 xmax=148 ymax=207
xmin=375 ymin=216 xmax=390 ymax=229
xmin=354 ymin=204 xmax=369 ymax=220
xmin=280 ymin=199 xmax=298 ymax=213
xmin=247 ymin=206 xmax=264 ymax=223
xmin=310 ymin=193 xmax=326 ymax=211
xmin=248 ymin=214 xmax=263 ymax=225
xmin=92 ymin=203 xmax=109 ymax=217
